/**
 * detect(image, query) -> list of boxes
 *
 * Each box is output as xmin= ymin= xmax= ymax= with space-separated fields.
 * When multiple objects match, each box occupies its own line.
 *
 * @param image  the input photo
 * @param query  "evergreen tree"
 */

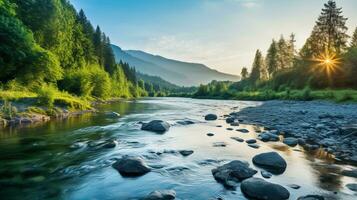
xmin=302 ymin=0 xmax=348 ymax=57
xmin=287 ymin=33 xmax=296 ymax=67
xmin=277 ymin=35 xmax=289 ymax=70
xmin=351 ymin=27 xmax=357 ymax=48
xmin=240 ymin=67 xmax=248 ymax=79
xmin=93 ymin=26 xmax=104 ymax=66
xmin=103 ymin=37 xmax=116 ymax=74
xmin=249 ymin=50 xmax=264 ymax=83
xmin=265 ymin=40 xmax=279 ymax=77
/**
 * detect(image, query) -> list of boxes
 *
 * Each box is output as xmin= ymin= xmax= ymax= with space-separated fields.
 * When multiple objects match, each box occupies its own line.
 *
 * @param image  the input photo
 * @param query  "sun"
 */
xmin=311 ymin=51 xmax=341 ymax=80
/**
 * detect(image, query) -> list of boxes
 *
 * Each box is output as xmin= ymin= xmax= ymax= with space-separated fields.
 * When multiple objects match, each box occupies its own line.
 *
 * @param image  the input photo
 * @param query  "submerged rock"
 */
xmin=207 ymin=133 xmax=215 ymax=137
xmin=261 ymin=170 xmax=272 ymax=179
xmin=112 ymin=156 xmax=151 ymax=177
xmin=105 ymin=112 xmax=120 ymax=118
xmin=230 ymin=137 xmax=244 ymax=142
xmin=341 ymin=169 xmax=357 ymax=178
xmin=205 ymin=114 xmax=218 ymax=121
xmin=212 ymin=160 xmax=257 ymax=187
xmin=252 ymin=152 xmax=287 ymax=174
xmin=248 ymin=144 xmax=260 ymax=149
xmin=297 ymin=195 xmax=324 ymax=200
xmin=245 ymin=139 xmax=257 ymax=144
xmin=141 ymin=120 xmax=170 ymax=133
xmin=179 ymin=150 xmax=194 ymax=157
xmin=240 ymin=178 xmax=290 ymax=200
xmin=213 ymin=142 xmax=227 ymax=147
xmin=144 ymin=190 xmax=176 ymax=200
xmin=102 ymin=140 xmax=117 ymax=148
xmin=177 ymin=120 xmax=194 ymax=125
xmin=236 ymin=128 xmax=249 ymax=133
xmin=346 ymin=183 xmax=357 ymax=192
xmin=287 ymin=184 xmax=301 ymax=189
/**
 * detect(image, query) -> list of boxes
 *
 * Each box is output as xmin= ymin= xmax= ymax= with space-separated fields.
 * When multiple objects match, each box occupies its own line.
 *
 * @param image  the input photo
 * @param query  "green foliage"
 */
xmin=36 ymin=85 xmax=56 ymax=107
xmin=0 ymin=100 xmax=17 ymax=119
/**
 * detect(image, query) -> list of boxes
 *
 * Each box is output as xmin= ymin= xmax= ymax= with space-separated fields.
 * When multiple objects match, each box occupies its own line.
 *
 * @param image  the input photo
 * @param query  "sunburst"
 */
xmin=312 ymin=50 xmax=341 ymax=80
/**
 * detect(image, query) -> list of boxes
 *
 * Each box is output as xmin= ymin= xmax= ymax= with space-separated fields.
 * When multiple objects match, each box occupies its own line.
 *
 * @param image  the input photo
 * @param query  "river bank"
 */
xmin=233 ymin=100 xmax=357 ymax=164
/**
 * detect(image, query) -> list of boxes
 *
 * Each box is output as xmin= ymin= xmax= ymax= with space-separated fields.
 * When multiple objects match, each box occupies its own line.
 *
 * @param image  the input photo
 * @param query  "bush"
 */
xmin=36 ymin=85 xmax=56 ymax=107
xmin=301 ymin=87 xmax=312 ymax=101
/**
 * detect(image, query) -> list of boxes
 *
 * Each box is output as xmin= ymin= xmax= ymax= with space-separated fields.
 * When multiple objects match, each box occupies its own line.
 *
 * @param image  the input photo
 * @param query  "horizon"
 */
xmin=70 ymin=0 xmax=357 ymax=75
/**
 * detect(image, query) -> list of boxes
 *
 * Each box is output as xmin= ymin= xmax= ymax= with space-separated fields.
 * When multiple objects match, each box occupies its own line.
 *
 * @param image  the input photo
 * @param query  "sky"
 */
xmin=70 ymin=0 xmax=357 ymax=75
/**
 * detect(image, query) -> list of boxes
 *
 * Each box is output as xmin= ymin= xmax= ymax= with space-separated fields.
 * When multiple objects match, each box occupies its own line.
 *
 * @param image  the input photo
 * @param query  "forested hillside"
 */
xmin=0 ymin=0 xmax=147 ymax=108
xmin=195 ymin=0 xmax=357 ymax=102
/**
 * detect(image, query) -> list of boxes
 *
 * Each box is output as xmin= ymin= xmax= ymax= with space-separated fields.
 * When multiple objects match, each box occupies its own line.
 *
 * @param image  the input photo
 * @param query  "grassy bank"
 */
xmin=0 ymin=88 xmax=93 ymax=125
xmin=193 ymin=89 xmax=357 ymax=102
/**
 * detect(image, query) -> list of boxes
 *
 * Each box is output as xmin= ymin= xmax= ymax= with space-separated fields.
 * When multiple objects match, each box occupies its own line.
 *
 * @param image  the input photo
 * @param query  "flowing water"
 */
xmin=0 ymin=98 xmax=355 ymax=200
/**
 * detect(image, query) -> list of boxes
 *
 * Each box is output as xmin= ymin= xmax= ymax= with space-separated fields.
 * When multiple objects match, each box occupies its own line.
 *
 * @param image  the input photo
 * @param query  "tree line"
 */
xmin=0 ymin=0 xmax=156 ymax=100
xmin=195 ymin=0 xmax=357 ymax=98
xmin=240 ymin=0 xmax=357 ymax=90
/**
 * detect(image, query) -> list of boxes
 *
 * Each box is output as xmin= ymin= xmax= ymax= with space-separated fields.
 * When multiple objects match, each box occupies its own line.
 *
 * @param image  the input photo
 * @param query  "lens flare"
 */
xmin=311 ymin=51 xmax=341 ymax=80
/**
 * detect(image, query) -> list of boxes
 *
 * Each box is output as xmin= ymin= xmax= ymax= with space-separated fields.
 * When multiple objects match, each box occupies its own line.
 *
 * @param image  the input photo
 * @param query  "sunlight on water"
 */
xmin=0 ymin=98 xmax=355 ymax=200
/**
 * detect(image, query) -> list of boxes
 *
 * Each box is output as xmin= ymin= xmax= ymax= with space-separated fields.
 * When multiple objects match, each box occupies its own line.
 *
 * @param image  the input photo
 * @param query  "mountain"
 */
xmin=111 ymin=44 xmax=240 ymax=86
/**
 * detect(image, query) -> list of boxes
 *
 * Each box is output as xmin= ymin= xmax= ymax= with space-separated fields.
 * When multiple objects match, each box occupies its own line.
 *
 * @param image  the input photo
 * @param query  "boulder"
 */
xmin=112 ymin=156 xmax=151 ymax=177
xmin=179 ymin=150 xmax=194 ymax=157
xmin=346 ymin=183 xmax=357 ymax=192
xmin=212 ymin=160 xmax=257 ymax=187
xmin=144 ymin=190 xmax=176 ymax=200
xmin=253 ymin=152 xmax=287 ymax=174
xmin=283 ymin=137 xmax=298 ymax=147
xmin=240 ymin=178 xmax=290 ymax=200
xmin=141 ymin=120 xmax=170 ymax=133
xmin=246 ymin=139 xmax=257 ymax=144
xmin=205 ymin=114 xmax=218 ymax=121
xmin=297 ymin=195 xmax=324 ymax=200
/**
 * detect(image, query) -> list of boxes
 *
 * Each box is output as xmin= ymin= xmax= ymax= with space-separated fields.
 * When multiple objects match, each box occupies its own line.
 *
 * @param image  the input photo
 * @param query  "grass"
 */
xmin=0 ymin=86 xmax=92 ymax=118
xmin=229 ymin=89 xmax=357 ymax=102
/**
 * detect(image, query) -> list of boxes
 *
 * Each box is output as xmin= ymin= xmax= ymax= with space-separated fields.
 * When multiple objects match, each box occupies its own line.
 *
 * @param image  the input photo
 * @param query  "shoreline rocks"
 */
xmin=240 ymin=178 xmax=290 ymax=200
xmin=253 ymin=152 xmax=287 ymax=174
xmin=212 ymin=160 xmax=257 ymax=187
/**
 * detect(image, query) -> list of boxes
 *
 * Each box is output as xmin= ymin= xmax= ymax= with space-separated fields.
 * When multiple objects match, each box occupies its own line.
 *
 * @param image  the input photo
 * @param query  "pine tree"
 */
xmin=265 ymin=40 xmax=279 ymax=77
xmin=93 ymin=26 xmax=104 ymax=66
xmin=249 ymin=50 xmax=264 ymax=83
xmin=287 ymin=33 xmax=296 ymax=67
xmin=277 ymin=35 xmax=289 ymax=70
xmin=351 ymin=27 xmax=357 ymax=48
xmin=302 ymin=0 xmax=349 ymax=57
xmin=240 ymin=67 xmax=248 ymax=79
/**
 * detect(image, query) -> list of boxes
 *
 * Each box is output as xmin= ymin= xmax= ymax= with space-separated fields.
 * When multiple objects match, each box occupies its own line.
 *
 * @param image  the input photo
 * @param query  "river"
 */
xmin=0 ymin=98 xmax=355 ymax=200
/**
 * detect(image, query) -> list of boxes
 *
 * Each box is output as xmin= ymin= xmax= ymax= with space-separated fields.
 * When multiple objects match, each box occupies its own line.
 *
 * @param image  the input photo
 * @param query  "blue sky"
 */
xmin=70 ymin=0 xmax=357 ymax=74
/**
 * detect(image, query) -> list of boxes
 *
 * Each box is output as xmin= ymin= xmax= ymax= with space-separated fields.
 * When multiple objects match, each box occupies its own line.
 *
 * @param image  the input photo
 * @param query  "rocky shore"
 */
xmin=234 ymin=100 xmax=357 ymax=164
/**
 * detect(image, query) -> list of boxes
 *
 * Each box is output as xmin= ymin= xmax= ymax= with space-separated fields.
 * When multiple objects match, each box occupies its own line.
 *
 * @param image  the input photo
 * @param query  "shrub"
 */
xmin=301 ymin=87 xmax=312 ymax=101
xmin=36 ymin=85 xmax=56 ymax=107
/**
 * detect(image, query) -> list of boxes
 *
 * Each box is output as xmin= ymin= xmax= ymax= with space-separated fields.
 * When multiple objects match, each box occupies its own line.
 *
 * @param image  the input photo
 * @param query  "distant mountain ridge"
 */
xmin=111 ymin=44 xmax=239 ymax=86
